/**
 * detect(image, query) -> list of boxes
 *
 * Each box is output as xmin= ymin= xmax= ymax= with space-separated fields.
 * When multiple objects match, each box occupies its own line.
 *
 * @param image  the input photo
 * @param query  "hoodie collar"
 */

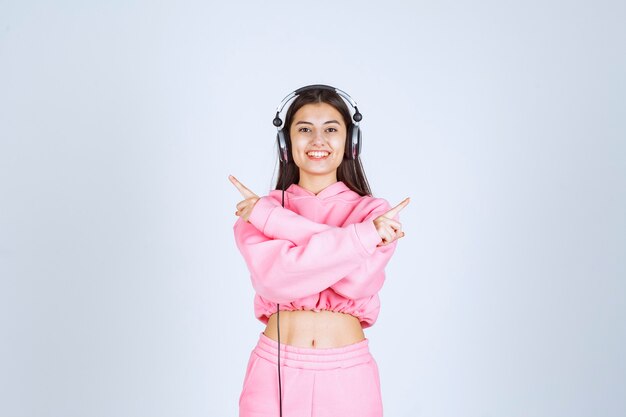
xmin=286 ymin=181 xmax=351 ymax=199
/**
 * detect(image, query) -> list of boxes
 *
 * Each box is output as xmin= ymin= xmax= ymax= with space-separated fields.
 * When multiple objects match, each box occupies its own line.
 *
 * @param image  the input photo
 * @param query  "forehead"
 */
xmin=292 ymin=102 xmax=345 ymax=124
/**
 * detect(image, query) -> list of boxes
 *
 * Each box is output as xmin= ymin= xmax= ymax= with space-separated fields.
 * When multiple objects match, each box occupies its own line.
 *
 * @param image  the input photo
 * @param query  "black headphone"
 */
xmin=272 ymin=84 xmax=363 ymax=163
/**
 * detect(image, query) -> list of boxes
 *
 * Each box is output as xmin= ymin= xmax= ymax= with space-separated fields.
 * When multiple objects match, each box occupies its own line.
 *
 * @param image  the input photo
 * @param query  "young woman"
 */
xmin=230 ymin=85 xmax=409 ymax=417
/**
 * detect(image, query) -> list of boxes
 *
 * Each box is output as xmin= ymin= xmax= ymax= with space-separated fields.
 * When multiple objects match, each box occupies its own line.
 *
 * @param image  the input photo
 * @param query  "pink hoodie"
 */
xmin=233 ymin=181 xmax=398 ymax=329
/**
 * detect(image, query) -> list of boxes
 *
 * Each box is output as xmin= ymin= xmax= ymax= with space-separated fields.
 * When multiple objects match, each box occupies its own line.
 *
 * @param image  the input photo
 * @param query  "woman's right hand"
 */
xmin=229 ymin=175 xmax=260 ymax=222
xmin=373 ymin=198 xmax=410 ymax=246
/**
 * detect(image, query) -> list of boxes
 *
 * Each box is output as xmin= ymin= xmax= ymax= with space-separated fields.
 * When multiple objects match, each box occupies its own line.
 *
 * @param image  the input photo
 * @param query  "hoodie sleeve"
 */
xmin=234 ymin=196 xmax=400 ymax=303
xmin=329 ymin=199 xmax=399 ymax=299
xmin=233 ymin=213 xmax=384 ymax=304
xmin=246 ymin=196 xmax=332 ymax=246
xmin=330 ymin=233 xmax=398 ymax=299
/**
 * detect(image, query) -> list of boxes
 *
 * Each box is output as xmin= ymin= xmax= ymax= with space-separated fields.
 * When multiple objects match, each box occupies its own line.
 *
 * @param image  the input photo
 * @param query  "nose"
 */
xmin=310 ymin=129 xmax=326 ymax=145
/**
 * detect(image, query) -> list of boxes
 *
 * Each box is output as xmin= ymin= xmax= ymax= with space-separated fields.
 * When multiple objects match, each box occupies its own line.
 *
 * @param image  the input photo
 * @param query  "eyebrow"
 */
xmin=295 ymin=120 xmax=341 ymax=125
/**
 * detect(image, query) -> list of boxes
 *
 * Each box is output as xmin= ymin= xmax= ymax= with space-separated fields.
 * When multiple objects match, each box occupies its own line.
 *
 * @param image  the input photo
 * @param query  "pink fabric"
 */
xmin=233 ymin=181 xmax=398 ymax=329
xmin=239 ymin=332 xmax=383 ymax=417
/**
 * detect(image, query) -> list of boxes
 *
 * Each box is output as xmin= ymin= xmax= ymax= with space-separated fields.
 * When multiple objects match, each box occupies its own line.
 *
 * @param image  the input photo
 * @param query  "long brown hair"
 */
xmin=274 ymin=88 xmax=372 ymax=196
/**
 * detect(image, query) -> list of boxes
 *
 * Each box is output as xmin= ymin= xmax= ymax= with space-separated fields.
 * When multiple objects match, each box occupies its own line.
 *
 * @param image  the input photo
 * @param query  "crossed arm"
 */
xmin=230 ymin=175 xmax=408 ymax=303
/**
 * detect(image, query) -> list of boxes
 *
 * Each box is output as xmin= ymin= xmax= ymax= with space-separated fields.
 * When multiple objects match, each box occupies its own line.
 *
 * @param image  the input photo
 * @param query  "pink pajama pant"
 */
xmin=239 ymin=332 xmax=383 ymax=417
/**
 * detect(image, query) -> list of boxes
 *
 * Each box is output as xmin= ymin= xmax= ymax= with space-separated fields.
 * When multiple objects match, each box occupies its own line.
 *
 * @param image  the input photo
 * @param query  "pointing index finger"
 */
xmin=385 ymin=197 xmax=410 ymax=218
xmin=229 ymin=175 xmax=256 ymax=198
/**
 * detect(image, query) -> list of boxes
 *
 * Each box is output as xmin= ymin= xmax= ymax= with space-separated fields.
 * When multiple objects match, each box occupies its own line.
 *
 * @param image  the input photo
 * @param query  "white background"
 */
xmin=1 ymin=1 xmax=624 ymax=416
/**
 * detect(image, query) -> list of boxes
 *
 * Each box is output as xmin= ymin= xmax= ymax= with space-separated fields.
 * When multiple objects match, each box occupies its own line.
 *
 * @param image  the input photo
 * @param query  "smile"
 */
xmin=306 ymin=151 xmax=330 ymax=159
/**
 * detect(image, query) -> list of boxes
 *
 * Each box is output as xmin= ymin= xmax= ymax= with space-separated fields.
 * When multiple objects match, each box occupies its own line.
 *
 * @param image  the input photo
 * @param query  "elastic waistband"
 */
xmin=253 ymin=331 xmax=373 ymax=370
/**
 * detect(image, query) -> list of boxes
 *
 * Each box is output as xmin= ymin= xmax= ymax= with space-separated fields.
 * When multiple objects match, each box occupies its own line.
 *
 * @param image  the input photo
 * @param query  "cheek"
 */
xmin=289 ymin=137 xmax=307 ymax=165
xmin=332 ymin=136 xmax=346 ymax=154
xmin=290 ymin=136 xmax=307 ymax=155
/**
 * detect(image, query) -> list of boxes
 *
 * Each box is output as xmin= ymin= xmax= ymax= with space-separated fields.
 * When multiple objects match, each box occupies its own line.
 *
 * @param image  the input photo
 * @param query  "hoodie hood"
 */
xmin=284 ymin=181 xmax=352 ymax=199
xmin=268 ymin=181 xmax=362 ymax=203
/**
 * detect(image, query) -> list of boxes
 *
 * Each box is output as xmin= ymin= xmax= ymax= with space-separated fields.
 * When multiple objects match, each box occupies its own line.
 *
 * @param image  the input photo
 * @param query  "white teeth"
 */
xmin=307 ymin=151 xmax=330 ymax=158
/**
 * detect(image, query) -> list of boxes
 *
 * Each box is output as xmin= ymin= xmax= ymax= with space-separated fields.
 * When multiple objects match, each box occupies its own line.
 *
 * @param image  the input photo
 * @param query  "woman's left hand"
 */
xmin=373 ymin=197 xmax=410 ymax=246
xmin=229 ymin=175 xmax=259 ymax=222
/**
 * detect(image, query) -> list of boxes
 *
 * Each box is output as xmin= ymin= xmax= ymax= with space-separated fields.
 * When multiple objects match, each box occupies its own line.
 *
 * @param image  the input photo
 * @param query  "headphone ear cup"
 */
xmin=345 ymin=124 xmax=361 ymax=159
xmin=354 ymin=126 xmax=361 ymax=158
xmin=277 ymin=130 xmax=289 ymax=163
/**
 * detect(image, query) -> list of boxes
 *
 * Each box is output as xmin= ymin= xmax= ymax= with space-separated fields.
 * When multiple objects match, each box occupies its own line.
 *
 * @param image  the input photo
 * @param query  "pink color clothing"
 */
xmin=233 ymin=181 xmax=398 ymax=329
xmin=239 ymin=332 xmax=383 ymax=417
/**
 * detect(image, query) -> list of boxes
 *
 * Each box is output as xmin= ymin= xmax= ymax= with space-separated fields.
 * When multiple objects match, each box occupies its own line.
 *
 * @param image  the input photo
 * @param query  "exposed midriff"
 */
xmin=263 ymin=309 xmax=365 ymax=349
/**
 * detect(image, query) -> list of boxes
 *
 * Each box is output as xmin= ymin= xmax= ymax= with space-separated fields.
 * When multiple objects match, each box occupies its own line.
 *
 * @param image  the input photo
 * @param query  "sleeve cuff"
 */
xmin=248 ymin=197 xmax=279 ymax=234
xmin=353 ymin=220 xmax=383 ymax=256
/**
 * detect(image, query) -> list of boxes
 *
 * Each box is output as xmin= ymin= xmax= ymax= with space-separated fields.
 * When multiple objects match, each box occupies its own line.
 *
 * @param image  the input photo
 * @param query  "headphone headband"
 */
xmin=273 ymin=84 xmax=362 ymax=128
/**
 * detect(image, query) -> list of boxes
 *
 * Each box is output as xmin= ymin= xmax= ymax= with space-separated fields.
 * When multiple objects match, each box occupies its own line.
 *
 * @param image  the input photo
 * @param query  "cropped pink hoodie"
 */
xmin=233 ymin=181 xmax=398 ymax=329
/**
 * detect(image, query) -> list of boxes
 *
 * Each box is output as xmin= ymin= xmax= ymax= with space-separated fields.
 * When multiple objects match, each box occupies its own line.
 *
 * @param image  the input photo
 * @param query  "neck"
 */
xmin=298 ymin=172 xmax=338 ymax=195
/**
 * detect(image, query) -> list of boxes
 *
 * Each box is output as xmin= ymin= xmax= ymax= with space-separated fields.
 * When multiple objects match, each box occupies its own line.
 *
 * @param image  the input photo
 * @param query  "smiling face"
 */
xmin=289 ymin=102 xmax=347 ymax=189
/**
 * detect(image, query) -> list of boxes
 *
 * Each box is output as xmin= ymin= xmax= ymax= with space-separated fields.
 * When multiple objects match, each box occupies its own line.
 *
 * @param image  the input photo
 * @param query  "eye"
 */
xmin=326 ymin=127 xmax=338 ymax=133
xmin=298 ymin=127 xmax=311 ymax=133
